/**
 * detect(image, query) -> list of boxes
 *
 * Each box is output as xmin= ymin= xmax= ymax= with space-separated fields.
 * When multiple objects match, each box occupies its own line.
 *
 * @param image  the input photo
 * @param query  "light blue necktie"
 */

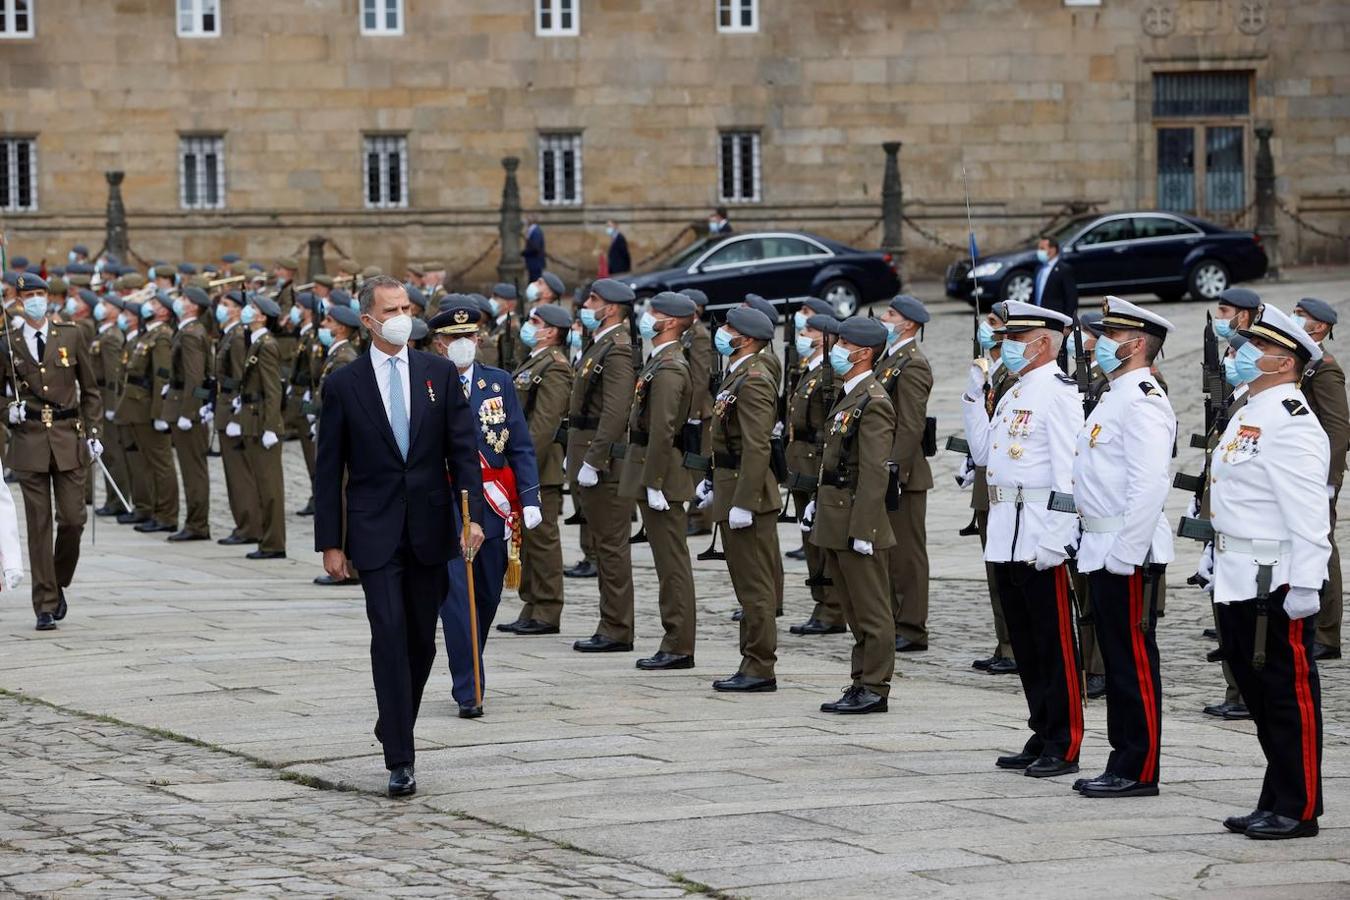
xmin=387 ymin=357 xmax=409 ymax=459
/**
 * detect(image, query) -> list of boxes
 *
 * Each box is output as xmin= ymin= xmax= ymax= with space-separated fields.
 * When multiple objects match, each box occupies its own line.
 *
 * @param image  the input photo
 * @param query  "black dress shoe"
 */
xmin=895 ymin=636 xmax=928 ymax=652
xmin=217 ymin=533 xmax=258 ymax=546
xmin=167 ymin=530 xmax=210 ymax=542
xmin=1223 ymin=809 xmax=1273 ymax=834
xmin=496 ymin=618 xmax=525 ymax=633
xmin=246 ymin=549 xmax=287 ymax=560
xmin=117 ymin=512 xmax=149 ymax=525
xmin=1222 ymin=703 xmax=1252 ymax=720
xmin=134 ymin=520 xmax=175 ymax=533
xmin=54 ymin=588 xmax=68 ymax=622
xmin=94 ymin=504 xmax=126 ymax=517
xmin=1025 ymin=756 xmax=1079 ymax=778
xmin=313 ymin=573 xmax=360 ymax=586
xmin=995 ymin=751 xmax=1039 ymax=770
xmin=636 ymin=652 xmax=694 ymax=670
xmin=1206 ymin=647 xmax=1226 ymax=663
xmin=1072 ymin=773 xmax=1106 ymax=793
xmin=35 ymin=612 xmax=56 ymax=631
xmin=731 ymin=608 xmax=744 ymax=622
xmin=833 ymin=687 xmax=888 ymax=714
xmin=785 ymin=547 xmax=807 ymax=561
xmin=1311 ymin=642 xmax=1341 ymax=661
xmin=1079 ymin=774 xmax=1159 ymax=798
xmin=1087 ymin=674 xmax=1107 ymax=699
xmin=458 ymin=703 xmax=483 ymax=719
xmin=987 ymin=657 xmax=1019 ymax=675
xmin=791 ymin=618 xmax=847 ymax=636
xmin=1203 ymin=627 xmax=1218 ymax=639
xmin=712 ymin=673 xmax=777 ymax=692
xmin=572 ymin=634 xmax=633 ymax=653
xmin=1245 ymin=814 xmax=1319 ymax=840
xmin=514 ymin=619 xmax=561 ymax=635
xmin=563 ymin=559 xmax=598 ymax=578
xmin=821 ymin=685 xmax=862 ymax=712
xmin=296 ymin=498 xmax=315 ymax=517
xmin=387 ymin=765 xmax=416 ymax=797
xmin=972 ymin=656 xmax=996 ymax=671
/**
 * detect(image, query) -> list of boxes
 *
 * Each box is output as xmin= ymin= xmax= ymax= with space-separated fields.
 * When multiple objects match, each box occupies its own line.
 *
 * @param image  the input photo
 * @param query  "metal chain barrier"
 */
xmin=542 ymin=251 xmax=584 ymax=274
xmin=449 ymin=236 xmax=502 ymax=283
xmin=632 ymin=224 xmax=696 ymax=270
xmin=1278 ymin=198 xmax=1350 ymax=242
xmin=1215 ymin=199 xmax=1258 ymax=230
xmin=847 ymin=216 xmax=884 ymax=246
xmin=901 ymin=214 xmax=967 ymax=253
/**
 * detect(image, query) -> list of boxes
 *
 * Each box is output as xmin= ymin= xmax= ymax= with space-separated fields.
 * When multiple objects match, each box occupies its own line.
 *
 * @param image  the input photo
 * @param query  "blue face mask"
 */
xmin=793 ymin=311 xmax=808 ymax=331
xmin=568 ymin=329 xmax=582 ymax=350
xmin=1036 ymin=249 xmax=1050 ymax=264
xmin=883 ymin=321 xmax=900 ymax=343
xmin=289 ymin=306 xmax=302 ymax=326
xmin=23 ymin=296 xmax=49 ymax=320
xmin=63 ymin=297 xmax=79 ymax=317
xmin=977 ymin=320 xmax=997 ymax=351
xmin=1065 ymin=335 xmax=1078 ymax=360
xmin=1001 ymin=336 xmax=1034 ymax=374
xmin=1291 ymin=314 xmax=1309 ymax=332
xmin=488 ymin=299 xmax=501 ymax=317
xmin=215 ymin=304 xmax=229 ymax=324
xmin=116 ymin=313 xmax=130 ymax=333
xmin=1214 ymin=317 xmax=1234 ymax=340
xmin=579 ymin=308 xmax=601 ymax=332
xmin=317 ymin=327 xmax=334 ymax=348
xmin=829 ymin=344 xmax=854 ymax=376
xmin=526 ymin=283 xmax=541 ymax=303
xmin=140 ymin=301 xmax=155 ymax=319
xmin=606 ymin=226 xmax=616 ymax=238
xmin=240 ymin=305 xmax=257 ymax=326
xmin=714 ymin=327 xmax=736 ymax=357
xmin=519 ymin=321 xmax=539 ymax=348
xmin=93 ymin=301 xmax=108 ymax=322
xmin=794 ymin=334 xmax=815 ymax=358
xmin=1093 ymin=334 xmax=1131 ymax=375
xmin=1222 ymin=356 xmax=1244 ymax=387
xmin=172 ymin=298 xmax=186 ymax=319
xmin=638 ymin=311 xmax=659 ymax=341
xmin=1232 ymin=341 xmax=1272 ymax=384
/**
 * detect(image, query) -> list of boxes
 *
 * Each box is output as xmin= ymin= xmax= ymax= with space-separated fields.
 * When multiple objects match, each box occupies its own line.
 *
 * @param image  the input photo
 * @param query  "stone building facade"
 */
xmin=0 ymin=0 xmax=1346 ymax=285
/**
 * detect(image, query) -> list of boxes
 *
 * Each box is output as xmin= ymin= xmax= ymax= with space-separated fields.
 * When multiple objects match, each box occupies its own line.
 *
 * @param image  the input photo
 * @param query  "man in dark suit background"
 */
xmin=314 ymin=275 xmax=484 ymax=798
xmin=523 ymin=215 xmax=546 ymax=283
xmin=605 ymin=220 xmax=631 ymax=276
xmin=1033 ymin=236 xmax=1078 ymax=318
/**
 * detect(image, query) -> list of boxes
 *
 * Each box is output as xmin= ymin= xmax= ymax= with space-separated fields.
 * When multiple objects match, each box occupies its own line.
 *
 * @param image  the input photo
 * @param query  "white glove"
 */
xmin=303 ymin=390 xmax=311 ymax=404
xmin=695 ymin=479 xmax=714 ymax=510
xmin=2 ymin=568 xmax=21 ymax=591
xmin=6 ymin=404 xmax=24 ymax=425
xmin=646 ymin=487 xmax=669 ymax=511
xmin=160 ymin=384 xmax=170 ymax=397
xmin=104 ymin=409 xmax=115 ymax=422
xmin=176 ymin=416 xmax=193 ymax=431
xmin=309 ymin=422 xmax=317 ymax=441
xmin=231 ymin=396 xmax=242 ymax=413
xmin=800 ymin=499 xmax=816 ymax=533
xmin=199 ymin=405 xmax=214 ymax=424
xmin=965 ymin=363 xmax=986 ymax=400
xmin=851 ymin=538 xmax=874 ymax=556
xmin=1284 ymin=586 xmax=1322 ymax=620
xmin=1327 ymin=484 xmax=1337 ymax=499
xmin=305 ymin=413 xmax=316 ymax=424
xmin=225 ymin=421 xmax=242 ymax=438
xmin=153 ymin=419 xmax=170 ymax=432
xmin=772 ymin=421 xmax=785 ymax=439
xmin=86 ymin=438 xmax=103 ymax=459
xmin=728 ymin=506 xmax=754 ymax=530
xmin=957 ymin=456 xmax=976 ymax=489
xmin=522 ymin=505 xmax=542 ymax=530
xmin=1103 ymin=553 xmax=1135 ymax=577
xmin=1033 ymin=545 xmax=1067 ymax=571
xmin=261 ymin=430 xmax=279 ymax=449
xmin=577 ymin=462 xmax=599 ymax=488
xmin=1185 ymin=496 xmax=1200 ymax=520
xmin=1194 ymin=542 xmax=1215 ymax=593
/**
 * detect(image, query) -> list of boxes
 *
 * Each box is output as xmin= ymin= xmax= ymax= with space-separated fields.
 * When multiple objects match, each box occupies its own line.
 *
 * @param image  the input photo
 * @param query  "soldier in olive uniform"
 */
xmin=875 ymin=295 xmax=934 ymax=652
xmin=0 ymin=274 xmax=104 ymax=630
xmin=787 ymin=312 xmax=845 ymax=636
xmin=568 ymin=278 xmax=638 ymax=653
xmin=118 ymin=291 xmax=178 ymax=533
xmin=478 ymin=283 xmax=523 ymax=373
xmin=1293 ymin=298 xmax=1350 ymax=660
xmin=287 ymin=291 xmax=323 ymax=515
xmin=621 ymin=292 xmax=698 ymax=669
xmin=310 ymin=304 xmax=363 ymax=586
xmin=211 ymin=291 xmax=261 ymax=546
xmin=163 ymin=286 xmax=214 ymax=541
xmin=90 ymin=291 xmax=131 ymax=517
xmin=696 ymin=306 xmax=781 ymax=692
xmin=679 ymin=288 xmax=715 ymax=537
xmin=738 ymin=293 xmax=786 ymax=620
xmin=498 ymin=303 xmax=574 ymax=634
xmin=110 ymin=294 xmax=151 ymax=525
xmin=272 ymin=256 xmax=300 ymax=372
xmin=231 ymin=293 xmax=287 ymax=559
xmin=808 ymin=317 xmax=897 ymax=713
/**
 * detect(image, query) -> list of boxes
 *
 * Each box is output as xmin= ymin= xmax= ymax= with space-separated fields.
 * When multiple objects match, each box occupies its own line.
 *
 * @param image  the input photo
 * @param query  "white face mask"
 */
xmin=372 ymin=313 xmax=413 ymax=347
xmin=445 ymin=337 xmax=477 ymax=368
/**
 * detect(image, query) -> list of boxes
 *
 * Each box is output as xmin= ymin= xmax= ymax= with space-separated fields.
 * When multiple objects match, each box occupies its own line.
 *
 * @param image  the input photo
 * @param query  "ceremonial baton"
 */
xmin=460 ymin=489 xmax=484 ymax=709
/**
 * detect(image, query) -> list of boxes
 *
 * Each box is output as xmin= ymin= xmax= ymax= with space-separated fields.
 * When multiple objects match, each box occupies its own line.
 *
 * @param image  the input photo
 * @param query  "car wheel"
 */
xmin=1188 ymin=260 xmax=1230 ymax=302
xmin=999 ymin=270 xmax=1034 ymax=305
xmin=821 ymin=279 xmax=860 ymax=318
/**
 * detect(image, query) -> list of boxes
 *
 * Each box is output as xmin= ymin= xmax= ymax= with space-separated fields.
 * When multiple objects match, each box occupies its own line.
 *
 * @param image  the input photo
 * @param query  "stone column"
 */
xmin=306 ymin=235 xmax=327 ymax=280
xmin=880 ymin=142 xmax=905 ymax=284
xmin=497 ymin=157 xmax=525 ymax=290
xmin=1254 ymin=125 xmax=1280 ymax=279
xmin=105 ymin=171 xmax=129 ymax=262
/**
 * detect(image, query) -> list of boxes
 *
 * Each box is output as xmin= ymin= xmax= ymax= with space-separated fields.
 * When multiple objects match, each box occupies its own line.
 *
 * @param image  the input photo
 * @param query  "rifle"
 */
xmin=1071 ymin=318 xmax=1100 ymax=417
xmin=802 ymin=331 xmax=836 ymax=587
xmin=1174 ymin=312 xmax=1228 ymax=543
xmin=961 ymin=166 xmax=982 ymax=357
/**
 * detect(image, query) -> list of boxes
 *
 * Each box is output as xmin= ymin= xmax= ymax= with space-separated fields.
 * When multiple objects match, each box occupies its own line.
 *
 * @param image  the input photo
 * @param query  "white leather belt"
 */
xmin=988 ymin=486 xmax=1050 ymax=504
xmin=1215 ymin=533 xmax=1287 ymax=565
xmin=1079 ymin=515 xmax=1124 ymax=533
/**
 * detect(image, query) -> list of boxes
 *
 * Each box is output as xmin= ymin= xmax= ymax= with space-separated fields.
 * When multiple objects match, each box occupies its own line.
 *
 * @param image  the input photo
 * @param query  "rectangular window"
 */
xmin=538 ymin=133 xmax=582 ymax=206
xmin=536 ymin=0 xmax=578 ymax=36
xmin=0 ymin=137 xmax=37 ymax=212
xmin=718 ymin=131 xmax=761 ymax=203
xmin=0 ymin=0 xmax=35 ymax=38
xmin=717 ymin=0 xmax=757 ymax=33
xmin=1153 ymin=72 xmax=1251 ymax=118
xmin=360 ymin=0 xmax=402 ymax=35
xmin=180 ymin=135 xmax=226 ymax=210
xmin=177 ymin=0 xmax=220 ymax=37
xmin=363 ymin=134 xmax=409 ymax=209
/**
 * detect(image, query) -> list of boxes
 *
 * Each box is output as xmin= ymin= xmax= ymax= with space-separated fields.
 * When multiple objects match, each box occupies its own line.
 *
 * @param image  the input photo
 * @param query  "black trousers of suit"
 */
xmin=360 ymin=528 xmax=449 ymax=770
xmin=1088 ymin=567 xmax=1163 ymax=784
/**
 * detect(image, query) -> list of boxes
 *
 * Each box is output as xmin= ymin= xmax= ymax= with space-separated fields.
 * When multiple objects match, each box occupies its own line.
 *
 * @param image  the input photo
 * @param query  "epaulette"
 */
xmin=1283 ymin=398 xmax=1311 ymax=416
xmin=1138 ymin=380 xmax=1164 ymax=398
xmin=52 ymin=320 xmax=76 ymax=328
xmin=1054 ymin=373 xmax=1076 ymax=385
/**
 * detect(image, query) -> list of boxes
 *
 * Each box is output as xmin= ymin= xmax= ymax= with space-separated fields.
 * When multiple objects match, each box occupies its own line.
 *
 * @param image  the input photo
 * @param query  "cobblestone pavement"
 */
xmin=1 ymin=270 xmax=1348 ymax=898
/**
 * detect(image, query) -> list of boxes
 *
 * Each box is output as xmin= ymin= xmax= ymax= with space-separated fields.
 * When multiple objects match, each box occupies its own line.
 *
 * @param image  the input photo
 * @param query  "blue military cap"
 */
xmin=10 ymin=256 xmax=28 ymax=269
xmin=650 ymin=291 xmax=696 ymax=318
xmin=14 ymin=272 xmax=48 ymax=293
xmin=178 ymin=262 xmax=198 ymax=275
xmin=680 ymin=288 xmax=709 ymax=307
xmin=72 ymin=244 xmax=89 ymax=257
xmin=468 ymin=293 xmax=494 ymax=317
xmin=492 ymin=282 xmax=518 ymax=301
xmin=151 ymin=289 xmax=176 ymax=310
xmin=726 ymin=306 xmax=774 ymax=341
xmin=429 ymin=301 xmax=482 ymax=336
xmin=296 ymin=291 xmax=318 ymax=311
xmin=1079 ymin=310 xmax=1105 ymax=336
xmin=406 ymin=284 xmax=428 ymax=309
xmin=203 ymin=264 xmax=219 ymax=275
xmin=743 ymin=293 xmax=778 ymax=323
xmin=222 ymin=253 xmax=241 ymax=264
xmin=222 ymin=290 xmax=247 ymax=306
xmin=180 ymin=286 xmax=210 ymax=309
xmin=327 ymin=304 xmax=361 ymax=328
xmin=541 ymin=271 xmax=566 ymax=298
xmin=51 ymin=266 xmax=66 ymax=277
xmin=839 ymin=316 xmax=889 ymax=349
xmin=1218 ymin=287 xmax=1260 ymax=310
xmin=67 ymin=263 xmax=95 ymax=275
xmin=1296 ymin=297 xmax=1338 ymax=327
xmin=530 ymin=303 xmax=572 ymax=330
xmin=589 ymin=278 xmax=635 ymax=305
xmin=330 ymin=288 xmax=353 ymax=309
xmin=1 ymin=271 xmax=15 ymax=286
xmin=888 ymin=294 xmax=930 ymax=325
xmin=800 ymin=298 xmax=834 ymax=318
xmin=248 ymin=262 xmax=265 ymax=272
xmin=410 ymin=318 xmax=429 ymax=342
xmin=249 ymin=291 xmax=281 ymax=318
xmin=806 ymin=313 xmax=840 ymax=336
xmin=77 ymin=288 xmax=102 ymax=309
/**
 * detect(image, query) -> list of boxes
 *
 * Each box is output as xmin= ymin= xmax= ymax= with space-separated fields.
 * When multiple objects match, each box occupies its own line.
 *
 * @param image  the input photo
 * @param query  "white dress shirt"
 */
xmin=1034 ymin=256 xmax=1059 ymax=306
xmin=369 ymin=343 xmax=412 ymax=422
xmin=24 ymin=321 xmax=50 ymax=362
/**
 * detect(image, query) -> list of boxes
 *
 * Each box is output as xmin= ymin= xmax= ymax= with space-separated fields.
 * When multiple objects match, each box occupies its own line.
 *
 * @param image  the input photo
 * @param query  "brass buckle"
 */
xmin=40 ymin=406 xmax=53 ymax=428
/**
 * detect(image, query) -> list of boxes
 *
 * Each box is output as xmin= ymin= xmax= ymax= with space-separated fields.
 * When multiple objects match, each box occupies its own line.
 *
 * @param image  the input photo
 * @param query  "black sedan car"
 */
xmin=625 ymin=231 xmax=900 ymax=320
xmin=946 ymin=211 xmax=1268 ymax=307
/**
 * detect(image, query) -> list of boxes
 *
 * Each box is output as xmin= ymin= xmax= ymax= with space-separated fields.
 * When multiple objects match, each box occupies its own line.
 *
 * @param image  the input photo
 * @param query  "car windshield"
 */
xmin=662 ymin=237 xmax=717 ymax=270
xmin=1045 ymin=214 xmax=1099 ymax=246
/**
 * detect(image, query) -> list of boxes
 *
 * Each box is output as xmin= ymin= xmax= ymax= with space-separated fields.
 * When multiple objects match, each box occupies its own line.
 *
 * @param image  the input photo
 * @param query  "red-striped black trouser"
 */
xmin=1216 ymin=589 xmax=1323 ymax=822
xmin=1088 ymin=567 xmax=1163 ymax=784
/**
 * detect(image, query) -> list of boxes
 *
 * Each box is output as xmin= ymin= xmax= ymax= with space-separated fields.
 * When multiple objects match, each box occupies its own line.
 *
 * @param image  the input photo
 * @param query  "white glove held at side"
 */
xmin=577 ymin=462 xmax=599 ymax=488
xmin=522 ymin=505 xmax=542 ymax=530
xmin=1284 ymin=586 xmax=1321 ymax=620
xmin=646 ymin=487 xmax=669 ymax=512
xmin=728 ymin=506 xmax=754 ymax=530
xmin=261 ymin=430 xmax=279 ymax=449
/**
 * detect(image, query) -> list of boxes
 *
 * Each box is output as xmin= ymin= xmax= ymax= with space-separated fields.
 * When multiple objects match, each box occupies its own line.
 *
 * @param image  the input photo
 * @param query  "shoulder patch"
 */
xmin=1138 ymin=380 xmax=1164 ymax=398
xmin=1054 ymin=373 xmax=1077 ymax=385
xmin=1283 ymin=398 xmax=1311 ymax=416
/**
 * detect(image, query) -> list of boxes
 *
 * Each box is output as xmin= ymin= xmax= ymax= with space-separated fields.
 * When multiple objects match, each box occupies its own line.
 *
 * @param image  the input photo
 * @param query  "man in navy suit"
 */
xmin=314 ymin=276 xmax=485 ymax=798
xmin=1033 ymin=236 xmax=1078 ymax=318
xmin=523 ymin=215 xmax=546 ymax=283
xmin=428 ymin=301 xmax=542 ymax=719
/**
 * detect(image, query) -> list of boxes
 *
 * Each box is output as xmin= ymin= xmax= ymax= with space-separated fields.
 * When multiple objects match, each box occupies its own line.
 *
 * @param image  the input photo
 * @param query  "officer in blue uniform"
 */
xmin=429 ymin=301 xmax=542 ymax=719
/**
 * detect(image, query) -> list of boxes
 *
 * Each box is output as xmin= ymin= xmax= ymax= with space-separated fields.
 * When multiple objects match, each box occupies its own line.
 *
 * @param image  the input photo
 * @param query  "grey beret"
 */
xmin=177 ymin=263 xmax=197 ymax=275
xmin=331 ymin=288 xmax=352 ymax=308
xmin=726 ymin=306 xmax=774 ymax=341
xmin=405 ymin=285 xmax=427 ymax=308
xmin=680 ymin=288 xmax=709 ymax=307
xmin=410 ymin=318 xmax=429 ymax=341
xmin=468 ymin=293 xmax=494 ymax=316
xmin=839 ymin=316 xmax=889 ymax=349
xmin=77 ymin=288 xmax=101 ymax=309
xmin=541 ymin=271 xmax=566 ymax=297
xmin=531 ymin=303 xmax=573 ymax=330
xmin=888 ymin=294 xmax=930 ymax=324
xmin=14 ymin=272 xmax=48 ymax=293
xmin=328 ymin=304 xmax=361 ymax=328
xmin=51 ymin=266 xmax=66 ymax=277
xmin=10 ymin=256 xmax=28 ymax=268
xmin=743 ymin=293 xmax=779 ymax=323
xmin=590 ymin=278 xmax=636 ymax=305
xmin=801 ymin=298 xmax=834 ymax=317
xmin=181 ymin=287 xmax=210 ymax=309
xmin=203 ymin=264 xmax=219 ymax=275
xmin=1297 ymin=297 xmax=1338 ymax=326
xmin=222 ymin=253 xmax=242 ymax=264
xmin=806 ymin=313 xmax=840 ymax=336
xmin=650 ymin=291 xmax=696 ymax=318
xmin=249 ymin=292 xmax=281 ymax=318
xmin=1219 ymin=287 xmax=1261 ymax=310
xmin=312 ymin=274 xmax=335 ymax=288
xmin=492 ymin=282 xmax=518 ymax=301
xmin=72 ymin=245 xmax=89 ymax=256
xmin=1079 ymin=310 xmax=1105 ymax=336
xmin=296 ymin=291 xmax=317 ymax=311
